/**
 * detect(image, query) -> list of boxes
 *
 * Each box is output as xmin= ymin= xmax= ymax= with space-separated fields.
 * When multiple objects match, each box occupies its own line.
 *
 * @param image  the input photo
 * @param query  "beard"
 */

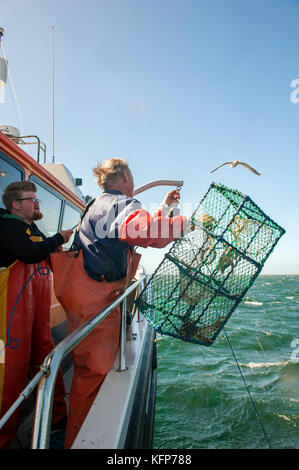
xmin=32 ymin=209 xmax=43 ymax=221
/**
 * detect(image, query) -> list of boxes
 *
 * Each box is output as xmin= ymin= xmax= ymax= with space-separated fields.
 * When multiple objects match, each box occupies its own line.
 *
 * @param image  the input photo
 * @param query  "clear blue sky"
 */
xmin=1 ymin=0 xmax=299 ymax=274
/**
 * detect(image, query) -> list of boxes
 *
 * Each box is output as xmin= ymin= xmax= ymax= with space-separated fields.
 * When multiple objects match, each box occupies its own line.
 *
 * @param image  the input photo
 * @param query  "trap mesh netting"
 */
xmin=136 ymin=182 xmax=285 ymax=346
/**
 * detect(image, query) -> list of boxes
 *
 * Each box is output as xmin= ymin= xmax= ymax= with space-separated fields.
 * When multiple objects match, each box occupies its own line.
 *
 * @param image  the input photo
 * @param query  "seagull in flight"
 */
xmin=210 ymin=159 xmax=261 ymax=175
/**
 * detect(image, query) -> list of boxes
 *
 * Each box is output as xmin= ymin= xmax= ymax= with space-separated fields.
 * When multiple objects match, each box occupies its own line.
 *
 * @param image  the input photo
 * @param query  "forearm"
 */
xmin=119 ymin=208 xmax=187 ymax=248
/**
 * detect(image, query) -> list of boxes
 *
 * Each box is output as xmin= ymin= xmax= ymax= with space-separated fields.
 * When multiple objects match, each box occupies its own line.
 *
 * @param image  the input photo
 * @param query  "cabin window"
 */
xmin=61 ymin=202 xmax=82 ymax=250
xmin=0 ymin=151 xmax=24 ymax=208
xmin=29 ymin=176 xmax=63 ymax=237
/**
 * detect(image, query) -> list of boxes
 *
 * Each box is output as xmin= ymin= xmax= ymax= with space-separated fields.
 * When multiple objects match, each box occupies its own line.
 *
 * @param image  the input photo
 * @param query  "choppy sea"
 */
xmin=153 ymin=275 xmax=299 ymax=449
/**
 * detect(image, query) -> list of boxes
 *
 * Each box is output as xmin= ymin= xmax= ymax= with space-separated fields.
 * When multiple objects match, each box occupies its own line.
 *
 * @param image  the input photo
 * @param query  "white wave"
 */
xmin=244 ymin=301 xmax=263 ymax=306
xmin=286 ymin=296 xmax=294 ymax=300
xmin=277 ymin=414 xmax=292 ymax=423
xmin=240 ymin=360 xmax=291 ymax=369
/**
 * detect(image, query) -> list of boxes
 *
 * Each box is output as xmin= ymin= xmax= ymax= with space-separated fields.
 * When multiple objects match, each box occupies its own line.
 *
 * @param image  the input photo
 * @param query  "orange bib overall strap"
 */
xmin=50 ymin=249 xmax=141 ymax=448
xmin=0 ymin=260 xmax=67 ymax=449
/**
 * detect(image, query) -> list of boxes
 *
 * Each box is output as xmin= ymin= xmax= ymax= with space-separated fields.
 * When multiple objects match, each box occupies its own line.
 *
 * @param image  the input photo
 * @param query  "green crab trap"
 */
xmin=136 ymin=182 xmax=285 ymax=346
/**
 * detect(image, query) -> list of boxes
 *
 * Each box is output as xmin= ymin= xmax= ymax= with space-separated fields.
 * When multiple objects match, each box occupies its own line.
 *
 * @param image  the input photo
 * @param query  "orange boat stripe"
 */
xmin=0 ymin=268 xmax=9 ymax=412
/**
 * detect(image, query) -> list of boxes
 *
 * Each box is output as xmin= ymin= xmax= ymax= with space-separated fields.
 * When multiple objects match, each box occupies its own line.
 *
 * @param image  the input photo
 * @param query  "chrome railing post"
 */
xmin=138 ymin=278 xmax=146 ymax=322
xmin=117 ymin=298 xmax=128 ymax=372
xmin=137 ymin=282 xmax=142 ymax=323
xmin=31 ymin=353 xmax=63 ymax=449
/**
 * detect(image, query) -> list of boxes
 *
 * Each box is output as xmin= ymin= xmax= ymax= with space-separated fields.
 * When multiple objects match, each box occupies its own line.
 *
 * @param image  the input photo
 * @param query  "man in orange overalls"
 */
xmin=0 ymin=181 xmax=73 ymax=449
xmin=56 ymin=158 xmax=188 ymax=448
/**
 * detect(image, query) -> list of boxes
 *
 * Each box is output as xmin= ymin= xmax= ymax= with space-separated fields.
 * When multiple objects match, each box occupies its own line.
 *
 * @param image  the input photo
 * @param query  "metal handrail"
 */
xmin=32 ymin=274 xmax=145 ymax=449
xmin=0 ymin=274 xmax=145 ymax=448
xmin=10 ymin=135 xmax=47 ymax=163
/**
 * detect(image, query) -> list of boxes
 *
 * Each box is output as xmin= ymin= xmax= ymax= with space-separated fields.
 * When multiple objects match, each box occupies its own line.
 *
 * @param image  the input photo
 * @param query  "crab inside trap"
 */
xmin=135 ymin=182 xmax=285 ymax=346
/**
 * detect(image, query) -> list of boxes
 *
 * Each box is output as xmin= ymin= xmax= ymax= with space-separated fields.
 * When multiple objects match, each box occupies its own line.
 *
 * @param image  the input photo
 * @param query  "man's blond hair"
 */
xmin=93 ymin=158 xmax=129 ymax=190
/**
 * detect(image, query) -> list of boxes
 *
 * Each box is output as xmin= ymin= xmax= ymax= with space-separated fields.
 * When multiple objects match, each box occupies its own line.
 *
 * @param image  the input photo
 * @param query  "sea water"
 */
xmin=153 ymin=275 xmax=299 ymax=449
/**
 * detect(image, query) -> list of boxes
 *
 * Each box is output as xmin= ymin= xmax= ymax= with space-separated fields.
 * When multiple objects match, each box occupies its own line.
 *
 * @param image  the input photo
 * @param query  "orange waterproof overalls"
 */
xmin=50 ymin=193 xmax=186 ymax=448
xmin=50 ymin=249 xmax=140 ymax=449
xmin=0 ymin=259 xmax=67 ymax=449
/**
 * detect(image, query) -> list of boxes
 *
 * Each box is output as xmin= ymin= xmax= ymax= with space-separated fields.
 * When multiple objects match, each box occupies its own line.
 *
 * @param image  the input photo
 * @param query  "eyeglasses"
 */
xmin=16 ymin=198 xmax=41 ymax=204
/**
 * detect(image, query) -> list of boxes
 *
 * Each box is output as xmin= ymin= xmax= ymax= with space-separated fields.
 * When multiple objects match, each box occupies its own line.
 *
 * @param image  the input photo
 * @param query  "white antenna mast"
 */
xmin=51 ymin=25 xmax=55 ymax=163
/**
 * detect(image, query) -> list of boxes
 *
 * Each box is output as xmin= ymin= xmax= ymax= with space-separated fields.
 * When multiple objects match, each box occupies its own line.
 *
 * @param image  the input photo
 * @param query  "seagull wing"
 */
xmin=209 ymin=162 xmax=233 ymax=174
xmin=239 ymin=162 xmax=261 ymax=175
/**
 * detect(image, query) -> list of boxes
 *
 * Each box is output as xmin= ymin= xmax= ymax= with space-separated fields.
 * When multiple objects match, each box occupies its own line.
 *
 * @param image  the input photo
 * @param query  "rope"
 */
xmin=223 ymin=327 xmax=272 ymax=449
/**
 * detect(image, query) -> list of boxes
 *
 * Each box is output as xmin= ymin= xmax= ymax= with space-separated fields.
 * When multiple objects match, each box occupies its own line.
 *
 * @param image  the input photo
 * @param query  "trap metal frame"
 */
xmin=136 ymin=182 xmax=285 ymax=346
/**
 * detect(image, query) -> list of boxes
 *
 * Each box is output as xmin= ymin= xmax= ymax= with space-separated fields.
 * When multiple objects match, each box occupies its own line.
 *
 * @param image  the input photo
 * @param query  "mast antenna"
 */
xmin=51 ymin=25 xmax=55 ymax=163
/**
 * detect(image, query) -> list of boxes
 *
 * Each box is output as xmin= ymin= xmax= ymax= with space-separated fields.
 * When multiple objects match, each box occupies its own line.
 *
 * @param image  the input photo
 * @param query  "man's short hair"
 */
xmin=2 ymin=181 xmax=37 ymax=211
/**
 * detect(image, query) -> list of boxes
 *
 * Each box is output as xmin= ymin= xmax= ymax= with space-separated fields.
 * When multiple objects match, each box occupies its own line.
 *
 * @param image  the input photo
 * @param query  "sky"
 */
xmin=1 ymin=0 xmax=299 ymax=274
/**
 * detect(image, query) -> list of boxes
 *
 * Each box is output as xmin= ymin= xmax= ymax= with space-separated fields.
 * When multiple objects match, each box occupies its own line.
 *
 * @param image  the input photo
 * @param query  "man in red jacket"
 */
xmin=0 ymin=180 xmax=73 ymax=448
